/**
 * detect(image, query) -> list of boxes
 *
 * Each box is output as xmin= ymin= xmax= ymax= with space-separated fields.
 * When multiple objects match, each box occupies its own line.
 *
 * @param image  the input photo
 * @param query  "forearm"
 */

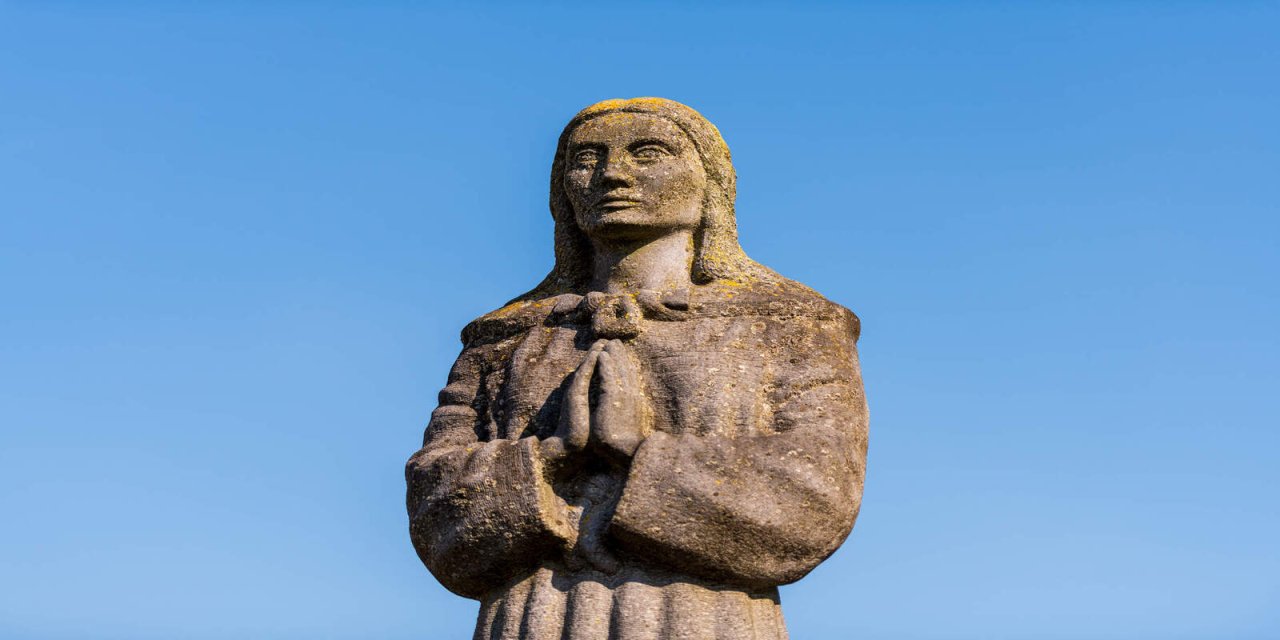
xmin=608 ymin=424 xmax=864 ymax=588
xmin=407 ymin=435 xmax=574 ymax=599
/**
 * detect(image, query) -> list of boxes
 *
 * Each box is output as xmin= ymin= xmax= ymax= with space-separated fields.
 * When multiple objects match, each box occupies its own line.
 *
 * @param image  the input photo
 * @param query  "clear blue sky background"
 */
xmin=2 ymin=2 xmax=1277 ymax=639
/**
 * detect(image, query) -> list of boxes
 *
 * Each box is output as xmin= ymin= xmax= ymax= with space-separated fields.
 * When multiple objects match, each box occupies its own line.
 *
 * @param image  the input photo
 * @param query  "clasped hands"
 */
xmin=541 ymin=338 xmax=653 ymax=471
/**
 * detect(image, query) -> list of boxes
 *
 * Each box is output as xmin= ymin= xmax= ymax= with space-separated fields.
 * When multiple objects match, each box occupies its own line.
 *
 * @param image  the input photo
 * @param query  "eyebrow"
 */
xmin=565 ymin=134 xmax=683 ymax=153
xmin=628 ymin=138 xmax=677 ymax=150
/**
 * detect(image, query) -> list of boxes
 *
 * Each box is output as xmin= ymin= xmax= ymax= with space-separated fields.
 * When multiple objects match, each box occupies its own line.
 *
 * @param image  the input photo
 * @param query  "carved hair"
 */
xmin=518 ymin=97 xmax=776 ymax=301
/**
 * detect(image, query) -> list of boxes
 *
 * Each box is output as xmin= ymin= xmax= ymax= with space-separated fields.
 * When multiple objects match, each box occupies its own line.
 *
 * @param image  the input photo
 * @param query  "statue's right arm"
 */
xmin=405 ymin=342 xmax=575 ymax=600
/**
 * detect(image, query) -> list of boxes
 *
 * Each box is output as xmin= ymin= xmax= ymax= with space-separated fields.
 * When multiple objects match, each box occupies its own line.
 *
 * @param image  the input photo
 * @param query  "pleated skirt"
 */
xmin=473 ymin=566 xmax=788 ymax=640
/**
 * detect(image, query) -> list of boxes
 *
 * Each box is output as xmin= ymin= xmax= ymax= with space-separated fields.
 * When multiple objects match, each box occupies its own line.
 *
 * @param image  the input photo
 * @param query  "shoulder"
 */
xmin=459 ymin=294 xmax=570 ymax=348
xmin=694 ymin=275 xmax=861 ymax=342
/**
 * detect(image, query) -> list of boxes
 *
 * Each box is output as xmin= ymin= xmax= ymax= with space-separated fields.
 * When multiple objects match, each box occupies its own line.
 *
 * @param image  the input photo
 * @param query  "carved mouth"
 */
xmin=595 ymin=198 xmax=643 ymax=212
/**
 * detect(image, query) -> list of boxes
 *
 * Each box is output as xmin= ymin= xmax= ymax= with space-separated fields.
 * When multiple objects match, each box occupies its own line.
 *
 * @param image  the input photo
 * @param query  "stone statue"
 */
xmin=406 ymin=98 xmax=869 ymax=639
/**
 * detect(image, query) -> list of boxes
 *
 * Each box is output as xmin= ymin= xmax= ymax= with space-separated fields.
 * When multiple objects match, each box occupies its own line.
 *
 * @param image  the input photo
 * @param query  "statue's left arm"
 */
xmin=608 ymin=309 xmax=868 ymax=589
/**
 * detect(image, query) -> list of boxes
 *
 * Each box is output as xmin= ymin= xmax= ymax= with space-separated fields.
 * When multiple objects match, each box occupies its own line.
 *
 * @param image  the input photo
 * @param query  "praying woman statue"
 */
xmin=406 ymin=97 xmax=869 ymax=640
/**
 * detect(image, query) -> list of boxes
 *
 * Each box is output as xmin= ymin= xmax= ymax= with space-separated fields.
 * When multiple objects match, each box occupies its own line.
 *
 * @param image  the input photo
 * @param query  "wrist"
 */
xmin=537 ymin=436 xmax=566 ymax=466
xmin=538 ymin=436 xmax=589 ymax=479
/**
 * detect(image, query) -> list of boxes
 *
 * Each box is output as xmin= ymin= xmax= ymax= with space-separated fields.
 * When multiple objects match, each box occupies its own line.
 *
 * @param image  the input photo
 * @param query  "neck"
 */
xmin=589 ymin=230 xmax=695 ymax=294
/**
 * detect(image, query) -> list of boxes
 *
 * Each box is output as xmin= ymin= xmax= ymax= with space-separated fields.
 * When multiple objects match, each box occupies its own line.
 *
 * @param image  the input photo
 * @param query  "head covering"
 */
xmin=517 ymin=97 xmax=775 ymax=301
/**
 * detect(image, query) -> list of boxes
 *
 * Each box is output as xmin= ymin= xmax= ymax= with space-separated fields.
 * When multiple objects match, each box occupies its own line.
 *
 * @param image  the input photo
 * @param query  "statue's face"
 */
xmin=563 ymin=112 xmax=707 ymax=242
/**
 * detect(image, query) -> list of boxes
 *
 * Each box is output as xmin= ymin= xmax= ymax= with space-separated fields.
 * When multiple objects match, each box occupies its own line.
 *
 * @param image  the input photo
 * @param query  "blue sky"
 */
xmin=2 ymin=2 xmax=1277 ymax=639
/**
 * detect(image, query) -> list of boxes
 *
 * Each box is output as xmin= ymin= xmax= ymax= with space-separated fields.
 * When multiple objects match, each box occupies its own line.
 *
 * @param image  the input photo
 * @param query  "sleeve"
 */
xmin=608 ymin=310 xmax=869 ymax=589
xmin=405 ymin=342 xmax=575 ymax=599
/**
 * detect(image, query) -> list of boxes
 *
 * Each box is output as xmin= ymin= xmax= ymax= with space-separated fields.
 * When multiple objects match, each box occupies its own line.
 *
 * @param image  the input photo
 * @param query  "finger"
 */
xmin=599 ymin=343 xmax=650 ymax=449
xmin=563 ymin=348 xmax=602 ymax=449
xmin=603 ymin=338 xmax=629 ymax=363
xmin=613 ymin=340 xmax=641 ymax=389
xmin=595 ymin=350 xmax=620 ymax=395
xmin=570 ymin=345 xmax=603 ymax=393
xmin=602 ymin=339 xmax=642 ymax=396
xmin=538 ymin=436 xmax=567 ymax=464
xmin=568 ymin=345 xmax=603 ymax=416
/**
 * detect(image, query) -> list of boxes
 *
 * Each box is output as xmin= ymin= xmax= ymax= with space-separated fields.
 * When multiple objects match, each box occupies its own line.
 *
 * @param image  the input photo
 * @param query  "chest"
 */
xmin=489 ymin=316 xmax=781 ymax=440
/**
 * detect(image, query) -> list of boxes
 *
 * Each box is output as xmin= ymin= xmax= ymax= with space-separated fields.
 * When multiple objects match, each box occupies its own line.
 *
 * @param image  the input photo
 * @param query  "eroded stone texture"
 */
xmin=406 ymin=98 xmax=869 ymax=640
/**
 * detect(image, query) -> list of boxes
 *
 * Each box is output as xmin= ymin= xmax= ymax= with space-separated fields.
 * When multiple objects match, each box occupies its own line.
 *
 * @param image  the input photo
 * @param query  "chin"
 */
xmin=583 ymin=221 xmax=679 ymax=243
xmin=580 ymin=210 xmax=697 ymax=242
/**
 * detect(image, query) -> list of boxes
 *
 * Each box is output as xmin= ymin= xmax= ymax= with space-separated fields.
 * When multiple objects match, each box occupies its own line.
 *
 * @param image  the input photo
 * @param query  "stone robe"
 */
xmin=406 ymin=279 xmax=868 ymax=640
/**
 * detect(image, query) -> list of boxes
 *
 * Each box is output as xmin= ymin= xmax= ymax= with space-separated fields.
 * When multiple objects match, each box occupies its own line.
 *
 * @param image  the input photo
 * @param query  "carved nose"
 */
xmin=599 ymin=159 xmax=635 ymax=186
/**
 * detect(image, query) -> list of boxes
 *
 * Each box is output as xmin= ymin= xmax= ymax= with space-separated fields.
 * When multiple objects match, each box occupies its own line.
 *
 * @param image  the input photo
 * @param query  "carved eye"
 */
xmin=571 ymin=149 xmax=601 ymax=168
xmin=632 ymin=144 xmax=670 ymax=161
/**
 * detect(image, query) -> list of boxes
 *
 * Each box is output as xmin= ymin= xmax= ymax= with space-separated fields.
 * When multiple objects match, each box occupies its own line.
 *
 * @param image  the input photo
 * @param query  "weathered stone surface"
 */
xmin=406 ymin=98 xmax=869 ymax=639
